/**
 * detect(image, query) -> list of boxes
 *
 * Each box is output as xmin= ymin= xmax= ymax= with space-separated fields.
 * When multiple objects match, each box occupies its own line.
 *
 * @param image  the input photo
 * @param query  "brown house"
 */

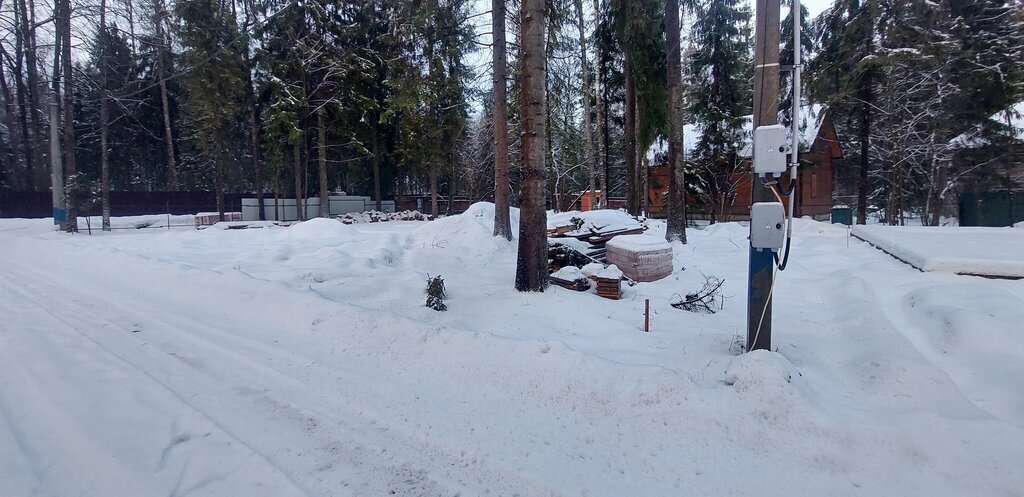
xmin=646 ymin=110 xmax=842 ymax=220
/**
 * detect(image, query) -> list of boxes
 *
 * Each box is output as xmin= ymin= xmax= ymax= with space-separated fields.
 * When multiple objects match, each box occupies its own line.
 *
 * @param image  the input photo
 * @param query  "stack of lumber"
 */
xmin=594 ymin=265 xmax=623 ymax=300
xmin=194 ymin=212 xmax=242 ymax=228
xmin=605 ymin=235 xmax=673 ymax=282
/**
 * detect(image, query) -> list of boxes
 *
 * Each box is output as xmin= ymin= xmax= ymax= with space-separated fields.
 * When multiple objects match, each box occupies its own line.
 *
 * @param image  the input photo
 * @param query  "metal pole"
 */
xmin=747 ymin=0 xmax=780 ymax=352
xmin=787 ymin=1 xmax=801 ymax=236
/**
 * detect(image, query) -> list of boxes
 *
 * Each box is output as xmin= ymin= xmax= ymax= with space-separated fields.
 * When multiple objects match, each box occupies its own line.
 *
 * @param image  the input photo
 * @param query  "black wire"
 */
xmin=773 ymin=234 xmax=791 ymax=271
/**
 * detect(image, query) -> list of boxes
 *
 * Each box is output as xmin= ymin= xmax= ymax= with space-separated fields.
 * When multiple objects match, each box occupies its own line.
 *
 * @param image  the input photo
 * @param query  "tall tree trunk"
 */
xmin=624 ymin=55 xmax=637 ymax=215
xmin=576 ymin=0 xmax=596 ymax=211
xmin=155 ymin=3 xmax=178 ymax=191
xmin=49 ymin=16 xmax=64 ymax=230
xmin=372 ymin=116 xmax=382 ymax=211
xmin=429 ymin=165 xmax=438 ymax=217
xmin=0 ymin=45 xmax=21 ymax=188
xmin=492 ymin=0 xmax=512 ymax=238
xmin=99 ymin=0 xmax=111 ymax=230
xmin=293 ymin=145 xmax=303 ymax=221
xmin=19 ymin=0 xmax=45 ymax=190
xmin=857 ymin=74 xmax=871 ymax=225
xmin=602 ymin=65 xmax=611 ymax=207
xmin=60 ymin=0 xmax=77 ymax=231
xmin=592 ymin=0 xmax=607 ymax=209
xmin=318 ymin=108 xmax=329 ymax=217
xmin=664 ymin=0 xmax=687 ymax=242
xmin=241 ymin=0 xmax=263 ymax=219
xmin=12 ymin=16 xmax=34 ymax=190
xmin=215 ymin=150 xmax=225 ymax=221
xmin=514 ymin=0 xmax=548 ymax=292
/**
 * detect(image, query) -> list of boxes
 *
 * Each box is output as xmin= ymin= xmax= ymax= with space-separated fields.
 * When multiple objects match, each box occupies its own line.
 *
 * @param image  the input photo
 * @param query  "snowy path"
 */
xmin=0 ymin=239 xmax=557 ymax=496
xmin=2 ymin=212 xmax=1023 ymax=496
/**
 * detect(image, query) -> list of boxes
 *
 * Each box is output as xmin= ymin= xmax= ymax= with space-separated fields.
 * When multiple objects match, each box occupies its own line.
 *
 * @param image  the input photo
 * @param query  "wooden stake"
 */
xmin=644 ymin=299 xmax=650 ymax=332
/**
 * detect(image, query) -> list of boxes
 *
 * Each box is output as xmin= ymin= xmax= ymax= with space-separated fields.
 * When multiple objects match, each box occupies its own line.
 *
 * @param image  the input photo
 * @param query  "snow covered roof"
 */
xmin=644 ymin=105 xmax=828 ymax=162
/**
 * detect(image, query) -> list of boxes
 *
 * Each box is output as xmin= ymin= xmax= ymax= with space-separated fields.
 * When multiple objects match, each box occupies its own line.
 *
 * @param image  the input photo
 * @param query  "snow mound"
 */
xmin=279 ymin=218 xmax=351 ymax=241
xmin=410 ymin=202 xmax=518 ymax=251
xmin=724 ymin=350 xmax=794 ymax=394
xmin=581 ymin=262 xmax=605 ymax=278
xmin=551 ymin=266 xmax=586 ymax=281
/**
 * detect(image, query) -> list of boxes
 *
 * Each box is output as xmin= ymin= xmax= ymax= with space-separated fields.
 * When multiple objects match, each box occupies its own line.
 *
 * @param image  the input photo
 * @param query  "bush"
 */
xmin=425 ymin=275 xmax=447 ymax=311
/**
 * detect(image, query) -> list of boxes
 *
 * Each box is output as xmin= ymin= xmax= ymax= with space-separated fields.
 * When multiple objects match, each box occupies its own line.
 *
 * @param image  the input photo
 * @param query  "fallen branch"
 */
xmin=671 ymin=276 xmax=725 ymax=314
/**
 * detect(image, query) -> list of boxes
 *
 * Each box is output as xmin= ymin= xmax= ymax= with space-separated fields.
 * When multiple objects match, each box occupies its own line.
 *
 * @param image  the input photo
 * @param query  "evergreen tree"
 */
xmin=175 ymin=0 xmax=247 ymax=219
xmin=687 ymin=0 xmax=752 ymax=223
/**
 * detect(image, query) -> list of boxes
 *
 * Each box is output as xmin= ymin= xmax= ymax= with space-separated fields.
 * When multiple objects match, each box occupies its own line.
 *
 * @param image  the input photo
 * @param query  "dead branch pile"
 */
xmin=671 ymin=276 xmax=725 ymax=314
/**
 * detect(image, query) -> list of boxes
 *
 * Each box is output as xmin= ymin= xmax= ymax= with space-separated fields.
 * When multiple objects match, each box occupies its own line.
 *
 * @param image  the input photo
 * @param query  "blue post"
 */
xmin=747 ymin=246 xmax=773 ymax=351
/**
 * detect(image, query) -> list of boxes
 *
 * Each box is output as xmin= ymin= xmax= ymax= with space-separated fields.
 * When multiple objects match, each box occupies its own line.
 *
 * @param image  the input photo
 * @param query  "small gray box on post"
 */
xmin=753 ymin=124 xmax=789 ymax=176
xmin=750 ymin=202 xmax=785 ymax=251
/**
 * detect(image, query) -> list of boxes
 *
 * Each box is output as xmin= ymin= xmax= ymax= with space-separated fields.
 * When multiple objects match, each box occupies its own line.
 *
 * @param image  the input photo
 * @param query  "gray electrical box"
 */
xmin=750 ymin=202 xmax=785 ymax=251
xmin=752 ymin=124 xmax=789 ymax=176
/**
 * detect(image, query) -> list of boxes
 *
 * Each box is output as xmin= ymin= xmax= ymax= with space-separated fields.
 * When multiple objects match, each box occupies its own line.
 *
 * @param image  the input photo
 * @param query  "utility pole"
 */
xmin=747 ymin=0 xmax=780 ymax=351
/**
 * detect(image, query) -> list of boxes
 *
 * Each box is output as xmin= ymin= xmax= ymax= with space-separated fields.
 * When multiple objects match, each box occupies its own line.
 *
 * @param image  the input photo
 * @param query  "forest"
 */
xmin=0 ymin=0 xmax=1021 ymax=228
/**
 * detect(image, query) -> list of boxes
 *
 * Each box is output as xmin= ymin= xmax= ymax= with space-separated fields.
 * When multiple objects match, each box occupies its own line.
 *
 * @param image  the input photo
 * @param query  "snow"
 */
xmin=852 ymin=225 xmax=1024 ymax=278
xmin=595 ymin=264 xmax=623 ymax=280
xmin=550 ymin=209 xmax=642 ymax=236
xmin=1 ymin=210 xmax=1023 ymax=496
xmin=550 ymin=265 xmax=586 ymax=281
xmin=605 ymin=233 xmax=672 ymax=251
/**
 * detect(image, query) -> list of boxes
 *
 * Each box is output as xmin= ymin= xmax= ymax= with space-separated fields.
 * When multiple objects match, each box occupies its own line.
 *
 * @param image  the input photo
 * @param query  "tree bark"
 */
xmin=576 ymin=0 xmax=596 ymax=211
xmin=514 ymin=0 xmax=548 ymax=292
xmin=0 ymin=44 xmax=20 ymax=188
xmin=429 ymin=165 xmax=438 ymax=217
xmin=372 ymin=115 xmax=382 ymax=211
xmin=60 ymin=0 xmax=77 ymax=231
xmin=18 ymin=0 xmax=45 ymax=190
xmin=592 ymin=0 xmax=607 ymax=209
xmin=49 ymin=13 xmax=65 ymax=230
xmin=492 ymin=0 xmax=512 ymax=238
xmin=856 ymin=91 xmax=871 ymax=224
xmin=664 ymin=0 xmax=687 ymax=242
xmin=318 ymin=108 xmax=329 ymax=217
xmin=624 ymin=55 xmax=637 ymax=215
xmin=99 ymin=0 xmax=111 ymax=230
xmin=293 ymin=145 xmax=304 ymax=221
xmin=241 ymin=0 xmax=264 ymax=219
xmin=11 ymin=14 xmax=34 ymax=189
xmin=154 ymin=2 xmax=178 ymax=191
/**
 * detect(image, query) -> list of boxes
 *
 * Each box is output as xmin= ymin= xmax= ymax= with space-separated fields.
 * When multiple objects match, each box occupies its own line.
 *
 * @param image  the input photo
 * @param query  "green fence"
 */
xmin=959 ymin=192 xmax=1024 ymax=227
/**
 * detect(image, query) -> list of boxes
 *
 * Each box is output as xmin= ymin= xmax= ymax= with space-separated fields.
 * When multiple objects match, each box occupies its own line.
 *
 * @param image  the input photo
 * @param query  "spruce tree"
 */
xmin=687 ymin=0 xmax=752 ymax=223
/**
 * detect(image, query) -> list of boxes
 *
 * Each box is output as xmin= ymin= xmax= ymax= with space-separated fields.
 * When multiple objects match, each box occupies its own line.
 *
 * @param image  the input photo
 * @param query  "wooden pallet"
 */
xmin=595 ymin=276 xmax=621 ymax=300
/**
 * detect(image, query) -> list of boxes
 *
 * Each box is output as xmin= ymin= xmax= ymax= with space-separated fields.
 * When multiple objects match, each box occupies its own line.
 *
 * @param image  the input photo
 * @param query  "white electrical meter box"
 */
xmin=753 ymin=124 xmax=789 ymax=176
xmin=750 ymin=202 xmax=785 ymax=251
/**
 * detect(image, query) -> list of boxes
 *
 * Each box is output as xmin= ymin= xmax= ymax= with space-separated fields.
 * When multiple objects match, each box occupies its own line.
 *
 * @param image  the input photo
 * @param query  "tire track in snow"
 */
xmin=0 ymin=245 xmax=563 ymax=496
xmin=0 ymin=267 xmax=314 ymax=497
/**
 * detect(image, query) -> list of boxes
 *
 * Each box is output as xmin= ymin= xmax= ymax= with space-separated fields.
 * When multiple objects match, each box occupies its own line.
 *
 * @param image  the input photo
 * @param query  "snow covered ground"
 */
xmin=852 ymin=224 xmax=1024 ymax=278
xmin=1 ymin=205 xmax=1023 ymax=496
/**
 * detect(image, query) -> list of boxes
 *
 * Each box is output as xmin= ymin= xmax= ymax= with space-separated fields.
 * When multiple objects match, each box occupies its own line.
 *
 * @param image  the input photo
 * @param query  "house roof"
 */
xmin=646 ymin=104 xmax=827 ymax=161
